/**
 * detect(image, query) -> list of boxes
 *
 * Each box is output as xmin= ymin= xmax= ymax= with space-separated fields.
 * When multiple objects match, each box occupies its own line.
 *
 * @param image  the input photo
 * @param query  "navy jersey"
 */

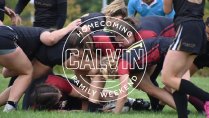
xmin=135 ymin=16 xmax=175 ymax=40
xmin=118 ymin=37 xmax=173 ymax=75
xmin=0 ymin=0 xmax=5 ymax=21
xmin=173 ymin=0 xmax=205 ymax=26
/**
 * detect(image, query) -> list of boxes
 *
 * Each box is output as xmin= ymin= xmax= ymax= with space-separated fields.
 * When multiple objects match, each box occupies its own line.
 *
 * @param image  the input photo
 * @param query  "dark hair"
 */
xmin=66 ymin=28 xmax=93 ymax=47
xmin=107 ymin=17 xmax=138 ymax=38
xmin=206 ymin=17 xmax=209 ymax=26
xmin=110 ymin=7 xmax=127 ymax=18
xmin=65 ymin=27 xmax=95 ymax=57
xmin=31 ymin=84 xmax=61 ymax=110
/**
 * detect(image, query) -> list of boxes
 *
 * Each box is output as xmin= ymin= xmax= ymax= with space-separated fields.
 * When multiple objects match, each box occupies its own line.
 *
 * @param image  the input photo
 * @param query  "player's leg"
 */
xmin=0 ymin=47 xmax=33 ymax=112
xmin=133 ymin=70 xmax=176 ymax=109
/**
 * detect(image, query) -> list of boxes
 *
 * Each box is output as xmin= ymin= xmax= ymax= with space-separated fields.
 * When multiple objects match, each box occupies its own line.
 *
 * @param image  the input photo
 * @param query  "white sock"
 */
xmin=3 ymin=104 xmax=16 ymax=112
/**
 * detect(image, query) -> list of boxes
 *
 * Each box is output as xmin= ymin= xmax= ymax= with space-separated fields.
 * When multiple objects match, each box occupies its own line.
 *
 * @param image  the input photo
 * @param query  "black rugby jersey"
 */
xmin=173 ymin=0 xmax=205 ymax=26
xmin=35 ymin=36 xmax=71 ymax=67
xmin=9 ymin=26 xmax=46 ymax=59
xmin=15 ymin=0 xmax=67 ymax=29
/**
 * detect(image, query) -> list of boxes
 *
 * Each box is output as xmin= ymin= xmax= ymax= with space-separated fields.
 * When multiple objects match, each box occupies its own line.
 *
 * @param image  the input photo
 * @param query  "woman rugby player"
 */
xmin=163 ymin=0 xmax=209 ymax=117
xmin=0 ymin=19 xmax=81 ymax=112
xmin=28 ymin=74 xmax=149 ymax=112
xmin=99 ymin=37 xmax=176 ymax=113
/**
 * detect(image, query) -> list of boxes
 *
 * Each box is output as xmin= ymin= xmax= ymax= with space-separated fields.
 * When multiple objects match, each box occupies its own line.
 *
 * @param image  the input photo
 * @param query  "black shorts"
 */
xmin=170 ymin=20 xmax=207 ymax=54
xmin=193 ymin=54 xmax=209 ymax=69
xmin=0 ymin=26 xmax=17 ymax=55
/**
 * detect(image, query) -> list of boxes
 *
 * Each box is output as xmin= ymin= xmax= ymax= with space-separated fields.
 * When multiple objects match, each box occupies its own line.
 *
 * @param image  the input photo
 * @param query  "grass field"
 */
xmin=0 ymin=75 xmax=208 ymax=118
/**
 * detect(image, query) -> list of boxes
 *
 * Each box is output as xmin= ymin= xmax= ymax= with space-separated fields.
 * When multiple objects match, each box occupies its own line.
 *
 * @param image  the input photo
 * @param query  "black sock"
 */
xmin=8 ymin=76 xmax=17 ymax=87
xmin=7 ymin=101 xmax=17 ymax=108
xmin=149 ymin=64 xmax=161 ymax=111
xmin=173 ymin=91 xmax=188 ymax=118
xmin=147 ymin=94 xmax=160 ymax=111
xmin=188 ymin=96 xmax=204 ymax=113
xmin=88 ymin=101 xmax=102 ymax=112
xmin=179 ymin=79 xmax=209 ymax=102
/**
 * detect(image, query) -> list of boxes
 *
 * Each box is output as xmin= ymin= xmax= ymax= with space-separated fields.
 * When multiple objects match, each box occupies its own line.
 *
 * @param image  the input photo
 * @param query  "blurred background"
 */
xmin=3 ymin=0 xmax=130 ymax=25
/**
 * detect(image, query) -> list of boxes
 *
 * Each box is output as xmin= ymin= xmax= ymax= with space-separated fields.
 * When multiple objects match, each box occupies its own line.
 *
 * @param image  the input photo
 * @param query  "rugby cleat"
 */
xmin=132 ymin=98 xmax=150 ymax=111
xmin=3 ymin=103 xmax=16 ymax=112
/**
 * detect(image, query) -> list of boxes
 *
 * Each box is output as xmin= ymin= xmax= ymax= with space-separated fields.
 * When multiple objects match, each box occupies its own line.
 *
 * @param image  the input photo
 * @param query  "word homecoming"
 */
xmin=80 ymin=18 xmax=133 ymax=38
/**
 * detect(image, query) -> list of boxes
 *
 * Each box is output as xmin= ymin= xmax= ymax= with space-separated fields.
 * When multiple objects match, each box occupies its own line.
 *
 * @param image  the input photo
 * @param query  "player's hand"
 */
xmin=67 ymin=19 xmax=81 ymax=31
xmin=13 ymin=14 xmax=22 ymax=26
xmin=4 ymin=7 xmax=21 ymax=26
xmin=4 ymin=7 xmax=16 ymax=17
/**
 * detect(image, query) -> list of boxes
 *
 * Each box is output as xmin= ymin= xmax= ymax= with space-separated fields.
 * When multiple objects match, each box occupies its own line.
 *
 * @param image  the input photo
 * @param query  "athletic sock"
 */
xmin=3 ymin=101 xmax=17 ymax=112
xmin=188 ymin=96 xmax=204 ymax=113
xmin=173 ymin=91 xmax=188 ymax=118
xmin=147 ymin=94 xmax=160 ymax=111
xmin=7 ymin=101 xmax=17 ymax=108
xmin=179 ymin=79 xmax=209 ymax=102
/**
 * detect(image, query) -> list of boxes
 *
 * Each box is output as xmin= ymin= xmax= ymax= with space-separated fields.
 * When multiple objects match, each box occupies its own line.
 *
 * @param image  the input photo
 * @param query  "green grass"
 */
xmin=0 ymin=75 xmax=208 ymax=118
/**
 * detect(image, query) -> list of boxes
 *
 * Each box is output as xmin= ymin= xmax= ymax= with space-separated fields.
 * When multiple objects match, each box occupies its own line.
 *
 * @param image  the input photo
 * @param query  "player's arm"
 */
xmin=128 ymin=0 xmax=137 ymax=17
xmin=56 ymin=0 xmax=67 ymax=29
xmin=163 ymin=0 xmax=173 ymax=14
xmin=114 ymin=59 xmax=130 ymax=113
xmin=40 ymin=19 xmax=81 ymax=46
xmin=15 ymin=0 xmax=30 ymax=15
xmin=14 ymin=0 xmax=30 ymax=25
xmin=114 ymin=74 xmax=129 ymax=113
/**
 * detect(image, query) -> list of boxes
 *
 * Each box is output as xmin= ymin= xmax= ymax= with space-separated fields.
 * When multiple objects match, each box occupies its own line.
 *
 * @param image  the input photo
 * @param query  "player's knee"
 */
xmin=2 ymin=68 xmax=11 ymax=78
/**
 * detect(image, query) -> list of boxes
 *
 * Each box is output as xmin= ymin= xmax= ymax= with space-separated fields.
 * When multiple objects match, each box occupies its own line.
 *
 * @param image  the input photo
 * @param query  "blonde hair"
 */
xmin=102 ymin=0 xmax=127 ymax=17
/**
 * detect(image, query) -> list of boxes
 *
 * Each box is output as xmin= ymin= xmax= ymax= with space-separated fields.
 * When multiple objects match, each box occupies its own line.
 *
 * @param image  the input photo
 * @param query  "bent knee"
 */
xmin=2 ymin=68 xmax=11 ymax=78
xmin=143 ymin=87 xmax=156 ymax=97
